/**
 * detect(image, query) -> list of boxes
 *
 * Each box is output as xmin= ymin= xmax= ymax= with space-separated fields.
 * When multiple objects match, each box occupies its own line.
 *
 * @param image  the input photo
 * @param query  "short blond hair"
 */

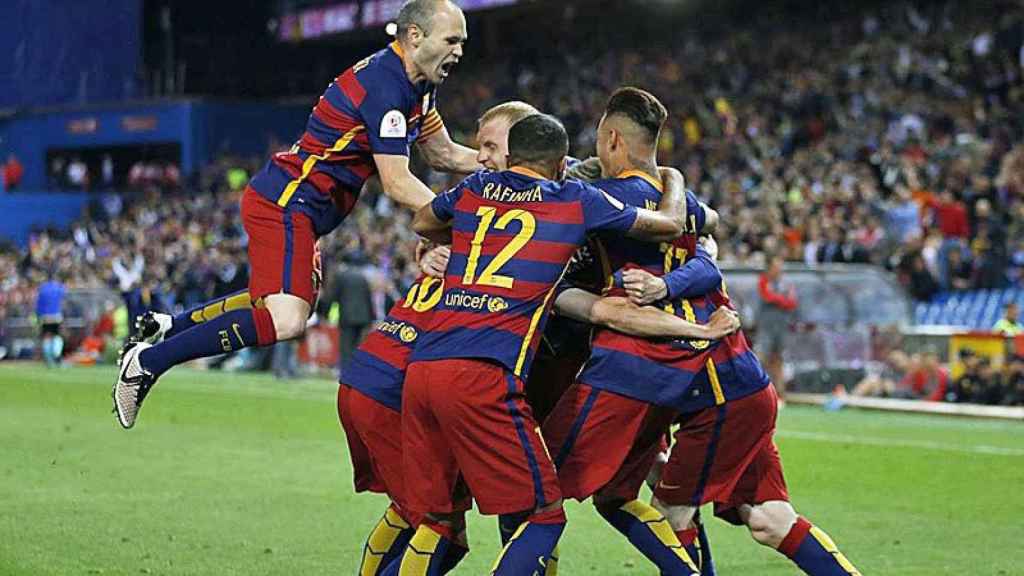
xmin=478 ymin=101 xmax=539 ymax=128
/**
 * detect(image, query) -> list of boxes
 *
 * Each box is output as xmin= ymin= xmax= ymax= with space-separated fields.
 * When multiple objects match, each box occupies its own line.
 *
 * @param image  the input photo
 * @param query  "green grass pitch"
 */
xmin=2 ymin=363 xmax=1022 ymax=575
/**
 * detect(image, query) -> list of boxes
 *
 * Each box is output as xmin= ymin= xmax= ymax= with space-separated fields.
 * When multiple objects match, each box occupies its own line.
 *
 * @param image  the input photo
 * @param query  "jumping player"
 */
xmin=540 ymin=87 xmax=721 ymax=575
xmin=338 ymin=102 xmax=738 ymax=575
xmin=621 ymin=262 xmax=865 ymax=576
xmin=113 ymin=0 xmax=479 ymax=429
xmin=394 ymin=114 xmax=689 ymax=575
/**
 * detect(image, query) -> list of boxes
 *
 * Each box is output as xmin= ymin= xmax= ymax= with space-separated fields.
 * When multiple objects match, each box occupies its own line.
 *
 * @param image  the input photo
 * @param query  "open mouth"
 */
xmin=439 ymin=60 xmax=458 ymax=79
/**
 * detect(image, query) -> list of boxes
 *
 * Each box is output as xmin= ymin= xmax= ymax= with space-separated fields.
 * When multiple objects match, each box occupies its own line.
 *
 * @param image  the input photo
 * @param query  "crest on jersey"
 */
xmin=399 ymin=325 xmax=418 ymax=343
xmin=380 ymin=110 xmax=407 ymax=138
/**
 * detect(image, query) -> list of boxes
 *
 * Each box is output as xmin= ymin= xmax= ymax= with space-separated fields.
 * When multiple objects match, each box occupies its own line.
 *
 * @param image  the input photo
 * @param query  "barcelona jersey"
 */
xmin=249 ymin=41 xmax=444 ymax=236
xmin=576 ymin=170 xmax=717 ymax=407
xmin=340 ymin=274 xmax=443 ymax=411
xmin=410 ymin=168 xmax=639 ymax=380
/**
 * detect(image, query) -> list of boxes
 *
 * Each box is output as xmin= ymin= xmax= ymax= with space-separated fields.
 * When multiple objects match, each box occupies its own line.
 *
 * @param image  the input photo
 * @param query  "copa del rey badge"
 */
xmin=380 ymin=110 xmax=407 ymax=138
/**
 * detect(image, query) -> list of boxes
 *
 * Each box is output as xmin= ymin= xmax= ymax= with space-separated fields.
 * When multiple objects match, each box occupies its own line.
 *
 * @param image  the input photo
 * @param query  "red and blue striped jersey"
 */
xmin=410 ymin=168 xmax=639 ymax=379
xmin=249 ymin=41 xmax=444 ymax=236
xmin=580 ymin=262 xmax=770 ymax=412
xmin=576 ymin=171 xmax=715 ymax=406
xmin=339 ymin=274 xmax=443 ymax=411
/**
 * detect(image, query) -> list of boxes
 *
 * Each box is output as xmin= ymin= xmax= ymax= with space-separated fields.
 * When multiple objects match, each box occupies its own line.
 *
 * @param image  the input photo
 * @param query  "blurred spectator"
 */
xmin=328 ymin=256 xmax=375 ymax=367
xmin=852 ymin=350 xmax=910 ymax=397
xmin=67 ymin=157 xmax=89 ymax=190
xmin=1002 ymin=354 xmax=1024 ymax=406
xmin=35 ymin=273 xmax=66 ymax=367
xmin=904 ymin=252 xmax=941 ymax=302
xmin=992 ymin=302 xmax=1022 ymax=336
xmin=101 ymin=155 xmax=115 ymax=190
xmin=3 ymin=154 xmax=24 ymax=191
xmin=756 ymin=254 xmax=798 ymax=396
xmin=944 ymin=248 xmax=974 ymax=291
xmin=900 ymin=351 xmax=949 ymax=401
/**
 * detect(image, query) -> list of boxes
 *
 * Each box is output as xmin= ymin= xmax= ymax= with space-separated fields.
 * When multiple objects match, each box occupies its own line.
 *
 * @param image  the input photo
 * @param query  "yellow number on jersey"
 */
xmin=463 ymin=207 xmax=537 ymax=289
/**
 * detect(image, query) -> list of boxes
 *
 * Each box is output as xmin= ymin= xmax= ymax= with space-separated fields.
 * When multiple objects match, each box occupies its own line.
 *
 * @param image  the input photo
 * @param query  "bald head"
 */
xmin=395 ymin=0 xmax=466 ymax=85
xmin=396 ymin=0 xmax=456 ymax=37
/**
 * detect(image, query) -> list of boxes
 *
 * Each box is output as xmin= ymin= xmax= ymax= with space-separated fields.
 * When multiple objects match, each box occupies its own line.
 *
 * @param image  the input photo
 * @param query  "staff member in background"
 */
xmin=993 ymin=302 xmax=1022 ymax=336
xmin=328 ymin=255 xmax=375 ymax=367
xmin=756 ymin=253 xmax=798 ymax=400
xmin=36 ymin=272 xmax=67 ymax=367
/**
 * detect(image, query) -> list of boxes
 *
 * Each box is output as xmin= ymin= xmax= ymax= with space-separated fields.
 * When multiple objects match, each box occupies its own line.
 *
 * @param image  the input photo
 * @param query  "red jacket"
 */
xmin=758 ymin=274 xmax=798 ymax=311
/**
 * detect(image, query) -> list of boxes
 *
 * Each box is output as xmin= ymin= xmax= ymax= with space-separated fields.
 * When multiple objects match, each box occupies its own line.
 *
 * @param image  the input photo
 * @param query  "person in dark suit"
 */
xmin=328 ymin=255 xmax=375 ymax=367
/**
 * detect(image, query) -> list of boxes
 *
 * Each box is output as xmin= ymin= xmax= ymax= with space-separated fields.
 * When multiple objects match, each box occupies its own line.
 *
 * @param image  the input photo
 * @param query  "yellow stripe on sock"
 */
xmin=398 ymin=525 xmax=442 ymax=576
xmin=620 ymin=500 xmax=699 ymax=572
xmin=809 ymin=526 xmax=862 ymax=576
xmin=490 ymin=521 xmax=529 ymax=574
xmin=359 ymin=507 xmax=412 ymax=576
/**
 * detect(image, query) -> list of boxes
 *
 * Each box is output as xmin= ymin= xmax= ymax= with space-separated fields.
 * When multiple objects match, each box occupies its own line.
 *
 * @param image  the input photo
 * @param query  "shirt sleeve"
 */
xmin=686 ymin=190 xmax=708 ymax=234
xmin=360 ymin=72 xmax=413 ymax=156
xmin=430 ymin=175 xmax=473 ymax=221
xmin=417 ymin=110 xmax=445 ymax=141
xmin=579 ymin=182 xmax=638 ymax=234
xmin=662 ymin=248 xmax=723 ymax=300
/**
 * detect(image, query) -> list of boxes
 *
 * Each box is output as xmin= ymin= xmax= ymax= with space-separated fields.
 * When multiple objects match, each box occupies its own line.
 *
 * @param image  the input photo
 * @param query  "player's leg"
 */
xmin=421 ymin=359 xmax=564 ymax=575
xmin=741 ymin=500 xmax=862 ymax=576
xmin=589 ymin=403 xmax=698 ymax=575
xmin=394 ymin=361 xmax=468 ymax=576
xmin=136 ymin=289 xmax=252 ymax=344
xmin=113 ymin=190 xmax=314 ymax=428
xmin=731 ymin=436 xmax=862 ymax=576
xmin=338 ymin=384 xmax=416 ymax=575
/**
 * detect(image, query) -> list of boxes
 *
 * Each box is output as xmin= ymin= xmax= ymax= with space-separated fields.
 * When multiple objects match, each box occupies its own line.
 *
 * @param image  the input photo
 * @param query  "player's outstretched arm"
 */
xmin=417 ymin=126 xmax=481 ymax=175
xmin=554 ymin=288 xmax=739 ymax=340
xmin=625 ymin=167 xmax=687 ymax=241
xmin=374 ymin=154 xmax=436 ymax=211
xmin=622 ymin=249 xmax=723 ymax=306
xmin=412 ymin=204 xmax=453 ymax=245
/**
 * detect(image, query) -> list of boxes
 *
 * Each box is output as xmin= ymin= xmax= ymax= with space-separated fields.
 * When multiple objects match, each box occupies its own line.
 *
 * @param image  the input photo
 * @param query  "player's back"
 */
xmin=340 ymin=274 xmax=443 ymax=410
xmin=249 ymin=42 xmax=442 ymax=236
xmin=412 ymin=167 xmax=634 ymax=380
xmin=592 ymin=171 xmax=704 ymax=299
xmin=577 ymin=171 xmax=715 ymax=406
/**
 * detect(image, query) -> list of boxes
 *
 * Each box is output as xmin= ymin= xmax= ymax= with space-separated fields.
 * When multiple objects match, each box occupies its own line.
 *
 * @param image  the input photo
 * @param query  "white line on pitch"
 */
xmin=777 ymin=430 xmax=1024 ymax=457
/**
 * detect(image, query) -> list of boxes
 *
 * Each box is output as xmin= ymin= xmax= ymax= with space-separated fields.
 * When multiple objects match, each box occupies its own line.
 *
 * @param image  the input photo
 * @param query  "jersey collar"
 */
xmin=616 ymin=169 xmax=663 ymax=192
xmin=507 ymin=166 xmax=547 ymax=180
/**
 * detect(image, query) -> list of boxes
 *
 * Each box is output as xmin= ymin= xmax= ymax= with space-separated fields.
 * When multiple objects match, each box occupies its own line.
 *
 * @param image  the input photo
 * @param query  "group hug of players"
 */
xmin=112 ymin=1 xmax=864 ymax=574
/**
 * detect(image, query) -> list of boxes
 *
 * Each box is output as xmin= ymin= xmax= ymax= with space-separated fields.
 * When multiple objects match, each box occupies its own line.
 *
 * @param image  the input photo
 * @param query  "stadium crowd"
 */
xmin=1 ymin=0 xmax=1022 ymax=406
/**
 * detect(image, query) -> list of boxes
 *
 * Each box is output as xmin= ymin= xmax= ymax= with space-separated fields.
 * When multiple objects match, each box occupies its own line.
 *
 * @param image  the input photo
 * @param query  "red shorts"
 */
xmin=241 ymin=187 xmax=317 ymax=306
xmin=337 ymin=384 xmax=402 ymax=499
xmin=402 ymin=359 xmax=561 ymax=516
xmin=654 ymin=385 xmax=789 ymax=524
xmin=542 ymin=383 xmax=677 ymax=502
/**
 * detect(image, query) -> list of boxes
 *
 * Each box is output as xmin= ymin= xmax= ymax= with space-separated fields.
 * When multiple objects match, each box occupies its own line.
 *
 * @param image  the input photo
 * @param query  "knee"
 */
xmin=745 ymin=501 xmax=797 ymax=548
xmin=265 ymin=297 xmax=310 ymax=340
xmin=650 ymin=496 xmax=695 ymax=532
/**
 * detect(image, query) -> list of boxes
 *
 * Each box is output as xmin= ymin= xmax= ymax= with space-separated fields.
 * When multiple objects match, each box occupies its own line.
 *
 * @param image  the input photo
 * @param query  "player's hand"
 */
xmin=564 ymin=157 xmax=603 ymax=182
xmin=698 ymin=235 xmax=719 ymax=261
xmin=420 ymin=245 xmax=451 ymax=279
xmin=706 ymin=307 xmax=741 ymax=339
xmin=623 ymin=268 xmax=668 ymax=306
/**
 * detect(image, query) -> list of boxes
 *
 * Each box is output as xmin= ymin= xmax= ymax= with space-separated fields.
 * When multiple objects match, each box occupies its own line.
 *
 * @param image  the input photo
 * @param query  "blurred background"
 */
xmin=1 ymin=0 xmax=1023 ymax=410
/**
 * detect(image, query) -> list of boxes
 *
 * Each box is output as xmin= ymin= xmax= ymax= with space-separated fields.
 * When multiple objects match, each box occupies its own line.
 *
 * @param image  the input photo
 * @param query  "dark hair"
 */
xmin=605 ymin=87 xmax=668 ymax=143
xmin=395 ymin=0 xmax=448 ymax=37
xmin=507 ymin=114 xmax=569 ymax=167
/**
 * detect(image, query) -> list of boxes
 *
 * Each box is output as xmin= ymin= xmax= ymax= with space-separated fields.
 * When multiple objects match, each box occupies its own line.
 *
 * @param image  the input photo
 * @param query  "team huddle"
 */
xmin=112 ymin=1 xmax=863 ymax=574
